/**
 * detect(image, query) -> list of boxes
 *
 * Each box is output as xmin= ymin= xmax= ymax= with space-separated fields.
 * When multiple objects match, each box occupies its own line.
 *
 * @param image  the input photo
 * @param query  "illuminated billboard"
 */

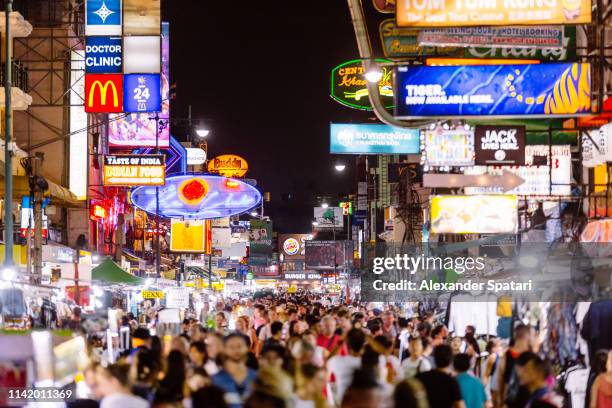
xmin=123 ymin=74 xmax=161 ymax=113
xmin=103 ymin=154 xmax=165 ymax=186
xmin=207 ymin=155 xmax=249 ymax=178
xmin=84 ymin=74 xmax=123 ymax=113
xmin=108 ymin=22 xmax=169 ymax=148
xmin=131 ymin=174 xmax=262 ymax=219
xmin=123 ymin=36 xmax=161 ymax=74
xmin=430 ymin=195 xmax=518 ymax=234
xmin=330 ymin=124 xmax=419 ymax=154
xmin=85 ymin=36 xmax=122 ymax=73
xmin=85 ymin=0 xmax=121 ymax=36
xmin=396 ymin=0 xmax=591 ymax=27
xmin=170 ymin=219 xmax=206 ymax=253
xmin=395 ymin=63 xmax=591 ymax=118
xmin=424 ymin=128 xmax=474 ymax=166
xmin=330 ymin=59 xmax=394 ymax=111
xmin=123 ymin=0 xmax=161 ymax=35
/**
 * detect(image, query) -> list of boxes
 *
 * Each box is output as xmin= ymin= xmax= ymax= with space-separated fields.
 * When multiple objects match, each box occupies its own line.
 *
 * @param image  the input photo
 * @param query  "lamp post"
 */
xmin=4 ymin=0 xmax=14 ymax=266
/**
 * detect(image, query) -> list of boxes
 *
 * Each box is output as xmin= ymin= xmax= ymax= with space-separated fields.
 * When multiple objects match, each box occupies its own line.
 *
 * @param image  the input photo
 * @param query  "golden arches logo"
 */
xmin=88 ymin=80 xmax=119 ymax=107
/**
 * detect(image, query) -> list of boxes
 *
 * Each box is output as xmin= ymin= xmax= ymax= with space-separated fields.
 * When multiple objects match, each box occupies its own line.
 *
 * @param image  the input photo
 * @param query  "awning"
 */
xmin=0 ymin=175 xmax=84 ymax=208
xmin=92 ymin=258 xmax=144 ymax=285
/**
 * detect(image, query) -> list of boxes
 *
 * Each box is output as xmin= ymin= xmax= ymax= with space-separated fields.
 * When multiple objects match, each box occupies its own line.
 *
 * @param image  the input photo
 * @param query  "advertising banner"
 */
xmin=395 ymin=63 xmax=591 ymax=118
xmin=20 ymin=196 xmax=48 ymax=239
xmin=85 ymin=36 xmax=122 ymax=73
xmin=430 ymin=195 xmax=518 ymax=234
xmin=418 ymin=27 xmax=564 ymax=49
xmin=278 ymin=234 xmax=314 ymax=260
xmin=330 ymin=59 xmax=394 ymax=111
xmin=305 ymin=240 xmax=353 ymax=271
xmin=207 ymin=155 xmax=249 ymax=177
xmin=314 ymin=207 xmax=344 ymax=229
xmin=474 ymin=125 xmax=525 ymax=165
xmin=123 ymin=74 xmax=161 ymax=113
xmin=123 ymin=0 xmax=161 ymax=35
xmin=330 ymin=124 xmax=420 ymax=154
xmin=84 ymin=74 xmax=123 ymax=113
xmin=397 ymin=0 xmax=591 ymax=27
xmin=249 ymin=220 xmax=273 ymax=255
xmin=212 ymin=227 xmax=232 ymax=250
xmin=166 ymin=287 xmax=189 ymax=309
xmin=123 ymin=36 xmax=161 ymax=74
xmin=465 ymin=145 xmax=572 ymax=196
xmin=85 ymin=0 xmax=122 ymax=36
xmin=170 ymin=219 xmax=206 ymax=253
xmin=425 ymin=129 xmax=474 ymax=166
xmin=103 ymin=154 xmax=165 ymax=186
xmin=108 ymin=22 xmax=169 ymax=147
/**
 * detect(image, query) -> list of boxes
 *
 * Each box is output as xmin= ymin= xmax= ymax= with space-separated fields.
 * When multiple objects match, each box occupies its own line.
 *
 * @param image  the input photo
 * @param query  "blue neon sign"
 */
xmin=123 ymin=74 xmax=161 ymax=113
xmin=86 ymin=0 xmax=122 ymax=36
xmin=131 ymin=174 xmax=262 ymax=220
xmin=330 ymin=123 xmax=420 ymax=154
xmin=85 ymin=36 xmax=122 ymax=73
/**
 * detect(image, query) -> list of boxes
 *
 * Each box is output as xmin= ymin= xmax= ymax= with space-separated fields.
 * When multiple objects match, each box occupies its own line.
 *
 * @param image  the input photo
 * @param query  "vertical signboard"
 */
xmin=86 ymin=0 xmax=122 ymax=36
xmin=69 ymin=51 xmax=88 ymax=200
xmin=85 ymin=36 xmax=122 ymax=73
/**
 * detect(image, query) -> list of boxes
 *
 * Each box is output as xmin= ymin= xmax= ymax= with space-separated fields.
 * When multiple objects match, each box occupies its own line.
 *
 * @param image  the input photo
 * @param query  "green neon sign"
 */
xmin=330 ymin=59 xmax=394 ymax=111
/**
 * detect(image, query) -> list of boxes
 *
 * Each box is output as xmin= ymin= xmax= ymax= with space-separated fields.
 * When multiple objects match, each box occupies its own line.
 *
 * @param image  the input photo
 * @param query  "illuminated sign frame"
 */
xmin=85 ymin=73 xmax=123 ymax=113
xmin=123 ymin=74 xmax=161 ymax=113
xmin=430 ymin=195 xmax=518 ymax=234
xmin=330 ymin=59 xmax=394 ymax=111
xmin=103 ymin=154 xmax=165 ymax=187
xmin=207 ymin=155 xmax=249 ymax=178
xmin=131 ymin=174 xmax=262 ymax=220
xmin=330 ymin=123 xmax=420 ymax=154
xmin=85 ymin=36 xmax=122 ymax=74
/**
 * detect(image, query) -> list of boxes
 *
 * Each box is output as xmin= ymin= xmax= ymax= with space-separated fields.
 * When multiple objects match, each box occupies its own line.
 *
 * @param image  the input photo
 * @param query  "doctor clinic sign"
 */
xmin=85 ymin=74 xmax=123 ymax=113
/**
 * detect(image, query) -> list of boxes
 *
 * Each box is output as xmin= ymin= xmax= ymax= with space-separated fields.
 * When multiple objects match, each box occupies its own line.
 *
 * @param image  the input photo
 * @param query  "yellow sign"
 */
xmin=430 ymin=195 xmax=518 ymax=234
xmin=212 ymin=282 xmax=225 ymax=292
xmin=397 ymin=0 xmax=591 ymax=27
xmin=170 ymin=219 xmax=206 ymax=253
xmin=207 ymin=155 xmax=249 ymax=178
xmin=287 ymin=285 xmax=297 ymax=294
xmin=142 ymin=290 xmax=164 ymax=299
xmin=103 ymin=155 xmax=166 ymax=187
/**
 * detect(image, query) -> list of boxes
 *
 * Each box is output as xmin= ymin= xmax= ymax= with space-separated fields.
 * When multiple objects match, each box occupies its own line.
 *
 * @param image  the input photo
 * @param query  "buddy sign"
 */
xmin=103 ymin=154 xmax=165 ymax=186
xmin=207 ymin=155 xmax=249 ymax=178
xmin=330 ymin=59 xmax=394 ymax=111
xmin=397 ymin=0 xmax=592 ymax=27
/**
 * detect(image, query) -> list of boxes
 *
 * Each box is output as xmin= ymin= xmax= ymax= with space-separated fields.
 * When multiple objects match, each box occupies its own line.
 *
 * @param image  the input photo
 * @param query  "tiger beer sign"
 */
xmin=85 ymin=74 xmax=123 ymax=113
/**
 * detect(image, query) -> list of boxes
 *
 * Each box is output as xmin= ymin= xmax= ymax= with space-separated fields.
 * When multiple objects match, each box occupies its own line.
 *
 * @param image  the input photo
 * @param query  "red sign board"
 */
xmin=85 ymin=74 xmax=123 ymax=113
xmin=578 ymin=98 xmax=612 ymax=127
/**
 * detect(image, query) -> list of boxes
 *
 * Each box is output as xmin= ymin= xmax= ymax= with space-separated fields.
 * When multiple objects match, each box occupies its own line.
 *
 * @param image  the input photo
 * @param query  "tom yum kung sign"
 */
xmin=475 ymin=126 xmax=525 ymax=165
xmin=103 ymin=154 xmax=166 ymax=187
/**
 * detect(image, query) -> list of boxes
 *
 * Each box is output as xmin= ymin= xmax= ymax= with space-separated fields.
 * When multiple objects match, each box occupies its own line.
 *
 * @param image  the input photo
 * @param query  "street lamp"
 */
xmin=365 ymin=62 xmax=383 ymax=83
xmin=312 ymin=221 xmax=319 ymax=227
xmin=334 ymin=163 xmax=346 ymax=172
xmin=250 ymin=211 xmax=258 ymax=217
xmin=321 ymin=202 xmax=329 ymax=209
xmin=195 ymin=128 xmax=210 ymax=138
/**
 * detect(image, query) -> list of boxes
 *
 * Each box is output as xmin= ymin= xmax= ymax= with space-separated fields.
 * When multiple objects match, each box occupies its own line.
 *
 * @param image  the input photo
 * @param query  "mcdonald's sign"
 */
xmin=85 ymin=74 xmax=123 ymax=113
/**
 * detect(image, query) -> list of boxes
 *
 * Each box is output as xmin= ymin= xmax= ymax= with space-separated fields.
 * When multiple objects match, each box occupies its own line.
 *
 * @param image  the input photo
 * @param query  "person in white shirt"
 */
xmin=327 ymin=328 xmax=367 ymax=406
xmin=401 ymin=336 xmax=432 ymax=378
xmin=95 ymin=363 xmax=148 ymax=408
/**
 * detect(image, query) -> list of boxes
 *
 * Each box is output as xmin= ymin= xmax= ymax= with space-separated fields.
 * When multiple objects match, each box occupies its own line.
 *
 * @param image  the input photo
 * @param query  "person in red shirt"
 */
xmin=316 ymin=315 xmax=347 ymax=357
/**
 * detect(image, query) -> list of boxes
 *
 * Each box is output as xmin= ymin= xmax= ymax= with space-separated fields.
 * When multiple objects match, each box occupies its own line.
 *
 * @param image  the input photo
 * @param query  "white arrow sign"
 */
xmin=423 ymin=170 xmax=525 ymax=192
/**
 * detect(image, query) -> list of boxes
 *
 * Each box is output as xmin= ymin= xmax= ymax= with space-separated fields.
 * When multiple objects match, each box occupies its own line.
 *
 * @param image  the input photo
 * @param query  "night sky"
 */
xmin=162 ymin=1 xmax=373 ymax=232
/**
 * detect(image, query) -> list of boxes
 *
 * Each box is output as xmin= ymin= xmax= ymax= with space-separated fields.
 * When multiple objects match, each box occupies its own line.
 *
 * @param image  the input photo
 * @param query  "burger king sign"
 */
xmin=279 ymin=234 xmax=313 ymax=260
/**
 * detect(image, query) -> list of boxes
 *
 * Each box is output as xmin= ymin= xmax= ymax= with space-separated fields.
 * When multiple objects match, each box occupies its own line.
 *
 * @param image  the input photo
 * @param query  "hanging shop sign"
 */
xmin=186 ymin=148 xmax=206 ymax=165
xmin=430 ymin=195 xmax=518 ymax=234
xmin=373 ymin=0 xmax=395 ymax=12
xmin=582 ymin=123 xmax=612 ymax=168
xmin=123 ymin=0 xmax=161 ymax=35
xmin=339 ymin=202 xmax=353 ymax=215
xmin=103 ymin=154 xmax=165 ymax=186
xmin=330 ymin=124 xmax=420 ymax=154
xmin=474 ymin=125 xmax=525 ymax=166
xmin=249 ymin=219 xmax=273 ymax=255
xmin=85 ymin=36 xmax=122 ymax=73
xmin=278 ymin=234 xmax=313 ymax=259
xmin=330 ymin=59 xmax=394 ymax=111
xmin=20 ymin=196 xmax=48 ymax=239
xmin=170 ymin=219 xmax=206 ymax=253
xmin=142 ymin=290 xmax=164 ymax=299
xmin=396 ymin=0 xmax=591 ymax=27
xmin=314 ymin=207 xmax=344 ymax=229
xmin=418 ymin=26 xmax=564 ymax=49
xmin=84 ymin=74 xmax=123 ymax=113
xmin=424 ymin=129 xmax=474 ymax=167
xmin=131 ymin=174 xmax=262 ymax=219
xmin=108 ymin=22 xmax=170 ymax=148
xmin=207 ymin=155 xmax=249 ymax=178
xmin=123 ymin=36 xmax=161 ymax=74
xmin=395 ymin=63 xmax=591 ymax=118
xmin=465 ymin=145 xmax=572 ymax=196
xmin=85 ymin=0 xmax=122 ymax=36
xmin=123 ymin=74 xmax=161 ymax=113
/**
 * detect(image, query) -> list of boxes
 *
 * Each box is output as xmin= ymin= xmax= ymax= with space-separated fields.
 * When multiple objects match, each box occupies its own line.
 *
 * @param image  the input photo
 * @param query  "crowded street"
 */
xmin=0 ymin=0 xmax=612 ymax=407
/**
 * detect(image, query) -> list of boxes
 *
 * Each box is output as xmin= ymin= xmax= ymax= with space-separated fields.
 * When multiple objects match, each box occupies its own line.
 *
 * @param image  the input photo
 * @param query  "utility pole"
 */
xmin=32 ymin=153 xmax=44 ymax=285
xmin=4 ymin=0 xmax=14 ymax=266
xmin=155 ymin=115 xmax=161 ymax=278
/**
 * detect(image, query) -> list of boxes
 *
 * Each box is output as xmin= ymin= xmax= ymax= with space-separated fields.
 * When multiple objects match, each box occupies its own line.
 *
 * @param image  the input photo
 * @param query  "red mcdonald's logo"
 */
xmin=85 ymin=74 xmax=123 ymax=113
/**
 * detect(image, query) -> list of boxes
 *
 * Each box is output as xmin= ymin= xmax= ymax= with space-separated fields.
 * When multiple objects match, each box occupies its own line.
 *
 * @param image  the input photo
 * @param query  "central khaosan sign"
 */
xmin=396 ymin=0 xmax=592 ymax=27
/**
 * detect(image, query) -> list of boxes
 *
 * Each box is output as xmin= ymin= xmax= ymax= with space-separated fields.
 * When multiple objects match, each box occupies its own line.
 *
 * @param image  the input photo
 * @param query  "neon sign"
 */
xmin=131 ymin=174 xmax=262 ymax=220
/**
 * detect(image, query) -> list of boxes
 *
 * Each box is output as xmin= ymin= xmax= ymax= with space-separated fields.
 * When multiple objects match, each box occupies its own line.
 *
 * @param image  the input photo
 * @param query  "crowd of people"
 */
xmin=72 ymin=294 xmax=612 ymax=408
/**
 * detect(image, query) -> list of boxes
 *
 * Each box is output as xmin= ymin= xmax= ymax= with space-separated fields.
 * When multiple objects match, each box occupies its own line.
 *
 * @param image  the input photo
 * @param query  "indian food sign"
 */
xmin=397 ymin=0 xmax=591 ymax=27
xmin=103 ymin=154 xmax=165 ymax=186
xmin=330 ymin=59 xmax=394 ymax=111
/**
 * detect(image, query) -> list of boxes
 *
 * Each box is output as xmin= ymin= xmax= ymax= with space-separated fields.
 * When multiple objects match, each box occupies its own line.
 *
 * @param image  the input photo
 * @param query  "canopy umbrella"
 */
xmin=92 ymin=258 xmax=144 ymax=285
